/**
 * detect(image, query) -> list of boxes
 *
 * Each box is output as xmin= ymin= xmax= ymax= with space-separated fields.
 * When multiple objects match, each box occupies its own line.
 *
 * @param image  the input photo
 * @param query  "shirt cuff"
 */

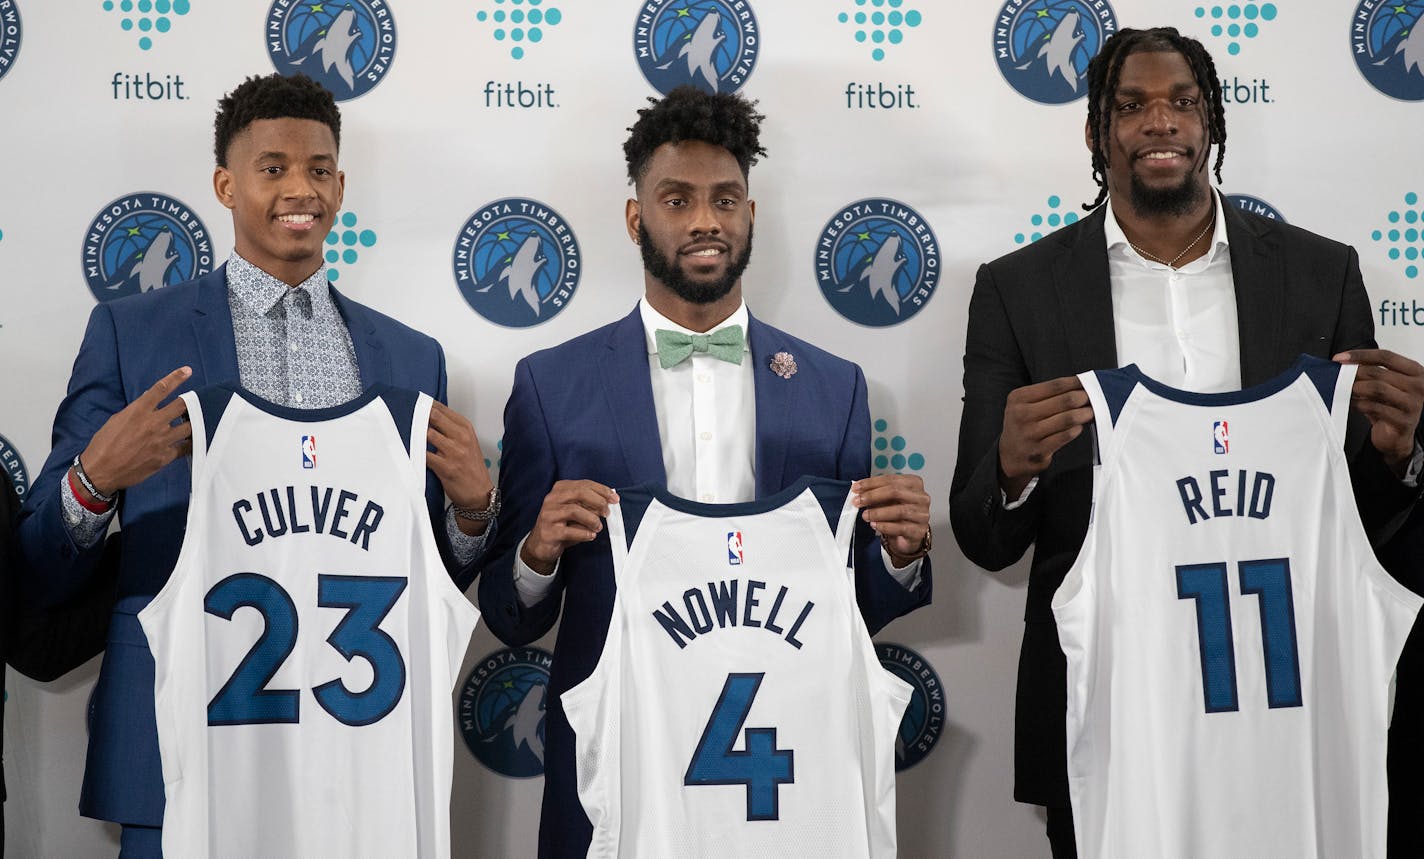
xmin=881 ymin=547 xmax=923 ymax=592
xmin=443 ymin=506 xmax=490 ymax=566
xmin=512 ymin=535 xmax=559 ymax=607
xmin=60 ymin=475 xmax=114 ymax=550
xmin=1403 ymin=439 xmax=1424 ymax=489
xmin=1000 ymin=476 xmax=1040 ymax=511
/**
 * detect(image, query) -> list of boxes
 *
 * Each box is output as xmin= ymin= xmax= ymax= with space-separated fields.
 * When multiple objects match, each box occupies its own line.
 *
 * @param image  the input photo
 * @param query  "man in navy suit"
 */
xmin=17 ymin=74 xmax=496 ymax=856
xmin=478 ymin=86 xmax=934 ymax=857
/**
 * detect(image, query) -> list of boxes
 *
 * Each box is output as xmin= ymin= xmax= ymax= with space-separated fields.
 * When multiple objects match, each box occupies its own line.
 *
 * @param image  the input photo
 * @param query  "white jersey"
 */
xmin=139 ymin=385 xmax=479 ymax=859
xmin=1053 ymin=357 xmax=1422 ymax=859
xmin=564 ymin=478 xmax=911 ymax=858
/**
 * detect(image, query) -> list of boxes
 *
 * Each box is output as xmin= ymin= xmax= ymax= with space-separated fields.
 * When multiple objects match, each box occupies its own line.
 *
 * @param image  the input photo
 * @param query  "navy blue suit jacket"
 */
xmin=478 ymin=306 xmax=932 ymax=857
xmin=16 ymin=264 xmax=471 ymax=826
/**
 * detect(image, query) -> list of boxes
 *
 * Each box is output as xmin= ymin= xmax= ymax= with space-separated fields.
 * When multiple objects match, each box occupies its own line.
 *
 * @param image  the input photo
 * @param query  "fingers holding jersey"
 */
xmin=1336 ymin=349 xmax=1424 ymax=470
xmin=426 ymin=401 xmax=495 ymax=510
xmin=521 ymin=480 xmax=620 ymax=575
xmin=852 ymin=474 xmax=931 ymax=561
xmin=79 ymin=366 xmax=194 ymax=497
xmin=998 ymin=376 xmax=1094 ymax=498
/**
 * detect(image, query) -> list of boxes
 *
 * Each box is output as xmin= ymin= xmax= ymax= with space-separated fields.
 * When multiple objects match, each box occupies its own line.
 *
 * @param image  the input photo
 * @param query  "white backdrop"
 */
xmin=1 ymin=1 xmax=1421 ymax=856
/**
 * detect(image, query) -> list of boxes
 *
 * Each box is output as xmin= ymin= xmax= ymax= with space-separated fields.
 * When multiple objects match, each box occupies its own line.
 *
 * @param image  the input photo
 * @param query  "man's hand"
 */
xmin=998 ymin=376 xmax=1095 ymax=501
xmin=852 ymin=474 xmax=931 ymax=565
xmin=1336 ymin=349 xmax=1424 ymax=476
xmin=520 ymin=480 xmax=619 ymax=576
xmin=77 ymin=366 xmax=194 ymax=503
xmin=427 ymin=401 xmax=497 ymax=536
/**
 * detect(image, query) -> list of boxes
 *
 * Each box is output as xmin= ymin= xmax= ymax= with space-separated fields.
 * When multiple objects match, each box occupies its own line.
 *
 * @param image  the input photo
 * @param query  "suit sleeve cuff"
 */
xmin=512 ymin=535 xmax=559 ymax=606
xmin=60 ymin=476 xmax=113 ymax=550
xmin=880 ymin=547 xmax=923 ymax=592
xmin=443 ymin=506 xmax=491 ymax=565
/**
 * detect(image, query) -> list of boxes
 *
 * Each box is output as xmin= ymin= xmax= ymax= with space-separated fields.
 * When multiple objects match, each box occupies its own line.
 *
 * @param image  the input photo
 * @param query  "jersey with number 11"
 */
xmin=564 ymin=478 xmax=910 ymax=858
xmin=1054 ymin=357 xmax=1421 ymax=858
xmin=139 ymin=385 xmax=478 ymax=859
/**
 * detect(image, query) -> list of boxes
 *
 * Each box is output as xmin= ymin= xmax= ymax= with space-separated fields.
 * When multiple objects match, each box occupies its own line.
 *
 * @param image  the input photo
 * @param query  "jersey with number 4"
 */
xmin=139 ymin=385 xmax=479 ymax=859
xmin=564 ymin=478 xmax=911 ymax=858
xmin=1053 ymin=357 xmax=1422 ymax=859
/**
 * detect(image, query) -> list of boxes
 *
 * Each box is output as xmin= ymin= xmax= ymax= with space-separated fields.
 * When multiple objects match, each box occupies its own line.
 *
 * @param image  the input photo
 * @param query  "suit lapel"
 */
xmin=1224 ymin=203 xmax=1284 ymax=386
xmin=1054 ymin=206 xmax=1119 ymax=372
xmin=332 ymin=287 xmax=392 ymax=387
xmin=190 ymin=265 xmax=241 ymax=385
xmin=600 ymin=308 xmax=667 ymax=486
xmin=747 ymin=315 xmax=794 ymax=498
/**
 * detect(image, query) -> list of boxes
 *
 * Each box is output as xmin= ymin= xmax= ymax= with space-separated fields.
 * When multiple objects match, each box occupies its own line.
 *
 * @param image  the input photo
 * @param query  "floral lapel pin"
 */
xmin=769 ymin=351 xmax=798 ymax=380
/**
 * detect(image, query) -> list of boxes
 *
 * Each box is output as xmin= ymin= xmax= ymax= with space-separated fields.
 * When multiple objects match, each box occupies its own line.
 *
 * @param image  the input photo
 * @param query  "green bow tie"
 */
xmin=654 ymin=325 xmax=745 ymax=369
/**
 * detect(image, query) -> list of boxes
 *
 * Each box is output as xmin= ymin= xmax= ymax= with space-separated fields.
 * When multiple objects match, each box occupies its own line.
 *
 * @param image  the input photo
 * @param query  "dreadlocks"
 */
xmin=1083 ymin=27 xmax=1226 ymax=211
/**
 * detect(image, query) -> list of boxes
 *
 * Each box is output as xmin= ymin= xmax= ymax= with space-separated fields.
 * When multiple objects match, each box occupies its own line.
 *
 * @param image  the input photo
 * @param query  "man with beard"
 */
xmin=948 ymin=27 xmax=1424 ymax=859
xmin=478 ymin=86 xmax=933 ymax=857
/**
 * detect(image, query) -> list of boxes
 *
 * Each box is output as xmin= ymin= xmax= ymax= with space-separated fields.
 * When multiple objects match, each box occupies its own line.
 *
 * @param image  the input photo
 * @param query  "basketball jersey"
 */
xmin=138 ymin=385 xmax=479 ymax=859
xmin=1053 ymin=356 xmax=1422 ymax=858
xmin=563 ymin=477 xmax=911 ymax=858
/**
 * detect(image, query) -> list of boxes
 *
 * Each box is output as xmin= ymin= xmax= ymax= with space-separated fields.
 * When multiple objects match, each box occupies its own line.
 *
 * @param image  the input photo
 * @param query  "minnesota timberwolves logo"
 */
xmin=82 ymin=193 xmax=214 ymax=303
xmin=266 ymin=0 xmax=397 ymax=101
xmin=0 ymin=0 xmax=21 ymax=84
xmin=815 ymin=198 xmax=940 ymax=327
xmin=1352 ymin=0 xmax=1424 ymax=101
xmin=633 ymin=0 xmax=760 ymax=95
xmin=1226 ymin=193 xmax=1286 ymax=223
xmin=0 ymin=434 xmax=28 ymax=500
xmin=994 ymin=0 xmax=1117 ymax=104
xmin=459 ymin=646 xmax=552 ymax=778
xmin=877 ymin=643 xmax=944 ymax=771
xmin=452 ymin=198 xmax=581 ymax=328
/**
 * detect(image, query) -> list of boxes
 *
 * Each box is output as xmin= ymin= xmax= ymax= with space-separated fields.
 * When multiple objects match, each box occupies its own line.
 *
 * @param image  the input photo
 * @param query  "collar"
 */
xmin=225 ymin=251 xmax=337 ymax=318
xmin=639 ymin=299 xmax=750 ymax=356
xmin=1104 ymin=188 xmax=1231 ymax=269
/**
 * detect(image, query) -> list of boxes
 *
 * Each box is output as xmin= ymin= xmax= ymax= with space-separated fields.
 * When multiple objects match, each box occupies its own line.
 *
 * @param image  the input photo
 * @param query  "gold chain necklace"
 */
xmin=1127 ymin=213 xmax=1216 ymax=269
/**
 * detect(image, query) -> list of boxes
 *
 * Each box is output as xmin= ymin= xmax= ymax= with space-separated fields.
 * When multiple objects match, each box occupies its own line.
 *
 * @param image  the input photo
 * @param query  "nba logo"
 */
xmin=301 ymin=435 xmax=317 ymax=469
xmin=1213 ymin=421 xmax=1229 ymax=455
xmin=726 ymin=531 xmax=744 ymax=566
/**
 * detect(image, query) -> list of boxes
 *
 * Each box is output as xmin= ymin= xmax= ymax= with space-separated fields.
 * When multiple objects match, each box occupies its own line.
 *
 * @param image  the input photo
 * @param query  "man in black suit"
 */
xmin=1 ymin=477 xmax=116 ymax=850
xmin=948 ymin=27 xmax=1424 ymax=858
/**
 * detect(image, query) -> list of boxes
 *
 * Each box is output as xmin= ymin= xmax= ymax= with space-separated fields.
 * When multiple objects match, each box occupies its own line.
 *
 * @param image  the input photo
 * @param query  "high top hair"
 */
xmin=1083 ymin=27 xmax=1226 ymax=211
xmin=214 ymin=73 xmax=342 ymax=167
xmin=623 ymin=85 xmax=767 ymax=188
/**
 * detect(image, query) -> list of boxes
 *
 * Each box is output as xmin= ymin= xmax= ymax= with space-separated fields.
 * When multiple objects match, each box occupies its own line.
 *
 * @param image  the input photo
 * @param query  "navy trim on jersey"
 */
xmin=376 ymin=387 xmax=422 ymax=455
xmin=1122 ymin=355 xmax=1314 ymax=407
xmin=646 ymin=476 xmax=829 ymax=519
xmin=615 ymin=485 xmax=658 ymax=550
xmin=808 ymin=479 xmax=854 ymax=540
xmin=195 ymin=385 xmax=240 ymax=448
xmin=1093 ymin=369 xmax=1142 ymax=427
xmin=1300 ymin=356 xmax=1343 ymax=412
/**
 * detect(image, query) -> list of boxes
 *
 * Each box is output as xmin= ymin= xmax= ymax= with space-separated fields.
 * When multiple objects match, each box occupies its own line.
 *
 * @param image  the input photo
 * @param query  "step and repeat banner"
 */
xmin=1 ymin=1 xmax=1420 ymax=856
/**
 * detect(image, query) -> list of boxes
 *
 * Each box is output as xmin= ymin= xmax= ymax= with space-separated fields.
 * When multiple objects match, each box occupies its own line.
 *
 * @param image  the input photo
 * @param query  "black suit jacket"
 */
xmin=949 ymin=202 xmax=1423 ymax=807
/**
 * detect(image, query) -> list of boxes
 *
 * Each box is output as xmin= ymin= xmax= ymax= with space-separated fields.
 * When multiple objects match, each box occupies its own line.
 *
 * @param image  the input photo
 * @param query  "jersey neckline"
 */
xmin=642 ymin=475 xmax=823 ymax=518
xmin=1121 ymin=354 xmax=1317 ymax=407
xmin=223 ymin=383 xmax=391 ymax=423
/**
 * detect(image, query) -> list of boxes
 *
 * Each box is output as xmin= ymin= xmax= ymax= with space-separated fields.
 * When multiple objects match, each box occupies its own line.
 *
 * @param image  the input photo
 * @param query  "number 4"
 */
xmin=685 ymin=673 xmax=795 ymax=821
xmin=1177 ymin=558 xmax=1302 ymax=714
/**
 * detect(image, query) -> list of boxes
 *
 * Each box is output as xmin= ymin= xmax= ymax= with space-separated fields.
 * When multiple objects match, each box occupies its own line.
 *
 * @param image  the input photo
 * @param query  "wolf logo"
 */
xmin=476 ymin=235 xmax=549 ymax=317
xmin=1017 ymin=11 xmax=1084 ymax=93
xmin=110 ymin=229 xmax=179 ymax=293
xmin=1374 ymin=21 xmax=1424 ymax=78
xmin=840 ymin=235 xmax=907 ymax=316
xmin=657 ymin=11 xmax=724 ymax=92
xmin=487 ymin=684 xmax=546 ymax=764
xmin=294 ymin=7 xmax=362 ymax=91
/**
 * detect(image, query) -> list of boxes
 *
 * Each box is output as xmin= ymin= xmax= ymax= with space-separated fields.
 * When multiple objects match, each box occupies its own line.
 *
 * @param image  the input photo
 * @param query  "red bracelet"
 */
xmin=69 ymin=467 xmax=114 ymax=513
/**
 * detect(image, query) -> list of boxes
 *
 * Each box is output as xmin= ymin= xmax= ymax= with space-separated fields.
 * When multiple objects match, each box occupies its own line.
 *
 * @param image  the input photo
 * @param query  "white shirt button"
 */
xmin=696 ymin=373 xmax=711 ymax=383
xmin=701 ymin=493 xmax=715 ymax=502
xmin=289 ymin=341 xmax=299 ymax=353
xmin=699 ymin=431 xmax=713 ymax=441
xmin=294 ymin=391 xmax=305 ymax=404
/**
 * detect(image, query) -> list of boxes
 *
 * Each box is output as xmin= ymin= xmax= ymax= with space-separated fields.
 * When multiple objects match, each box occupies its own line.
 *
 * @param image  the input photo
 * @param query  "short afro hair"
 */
xmin=214 ymin=73 xmax=342 ymax=167
xmin=623 ymin=86 xmax=767 ymax=188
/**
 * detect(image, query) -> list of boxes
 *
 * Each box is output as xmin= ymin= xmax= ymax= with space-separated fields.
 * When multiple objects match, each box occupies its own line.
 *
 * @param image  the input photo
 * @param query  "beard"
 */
xmin=1127 ymin=157 xmax=1208 ymax=218
xmin=639 ymin=222 xmax=753 ymax=305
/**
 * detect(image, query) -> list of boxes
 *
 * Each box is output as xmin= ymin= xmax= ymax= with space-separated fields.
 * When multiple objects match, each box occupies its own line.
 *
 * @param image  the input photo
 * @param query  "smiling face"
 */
xmin=214 ymin=117 xmax=345 ymax=286
xmin=1095 ymin=49 xmax=1211 ymax=218
xmin=627 ymin=140 xmax=755 ymax=310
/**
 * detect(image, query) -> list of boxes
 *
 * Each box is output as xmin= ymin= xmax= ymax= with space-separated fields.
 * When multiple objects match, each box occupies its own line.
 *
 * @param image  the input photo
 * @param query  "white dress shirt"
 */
xmin=514 ymin=300 xmax=921 ymax=604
